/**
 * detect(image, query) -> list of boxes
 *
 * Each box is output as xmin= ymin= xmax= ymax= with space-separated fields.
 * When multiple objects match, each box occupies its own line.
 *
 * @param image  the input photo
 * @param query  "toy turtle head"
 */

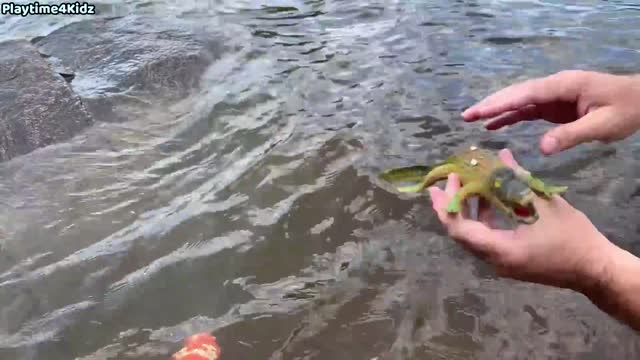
xmin=489 ymin=167 xmax=539 ymax=224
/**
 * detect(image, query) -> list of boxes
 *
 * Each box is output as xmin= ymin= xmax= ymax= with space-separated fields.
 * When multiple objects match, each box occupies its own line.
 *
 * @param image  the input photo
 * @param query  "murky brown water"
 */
xmin=1 ymin=1 xmax=640 ymax=359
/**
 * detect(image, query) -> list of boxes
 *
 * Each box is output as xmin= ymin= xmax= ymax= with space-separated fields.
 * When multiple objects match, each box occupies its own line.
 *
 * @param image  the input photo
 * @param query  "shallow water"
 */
xmin=1 ymin=0 xmax=640 ymax=359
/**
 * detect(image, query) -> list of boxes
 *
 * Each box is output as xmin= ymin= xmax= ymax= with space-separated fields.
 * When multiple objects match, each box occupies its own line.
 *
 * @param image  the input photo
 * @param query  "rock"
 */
xmin=44 ymin=56 xmax=75 ymax=84
xmin=0 ymin=40 xmax=93 ymax=162
xmin=33 ymin=15 xmax=229 ymax=122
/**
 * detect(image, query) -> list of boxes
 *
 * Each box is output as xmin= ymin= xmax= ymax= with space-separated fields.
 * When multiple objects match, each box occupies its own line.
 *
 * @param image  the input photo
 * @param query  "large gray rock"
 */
xmin=33 ymin=16 xmax=229 ymax=122
xmin=0 ymin=40 xmax=93 ymax=162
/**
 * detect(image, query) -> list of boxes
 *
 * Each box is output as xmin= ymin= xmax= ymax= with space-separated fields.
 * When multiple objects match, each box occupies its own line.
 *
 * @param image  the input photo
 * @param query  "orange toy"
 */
xmin=172 ymin=332 xmax=221 ymax=360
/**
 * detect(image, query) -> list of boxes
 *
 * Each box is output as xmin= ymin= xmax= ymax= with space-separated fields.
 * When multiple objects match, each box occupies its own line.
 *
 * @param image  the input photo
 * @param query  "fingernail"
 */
xmin=541 ymin=135 xmax=559 ymax=154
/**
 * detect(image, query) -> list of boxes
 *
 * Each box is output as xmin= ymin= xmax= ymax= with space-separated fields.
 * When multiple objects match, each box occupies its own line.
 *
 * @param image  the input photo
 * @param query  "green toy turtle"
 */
xmin=378 ymin=146 xmax=568 ymax=224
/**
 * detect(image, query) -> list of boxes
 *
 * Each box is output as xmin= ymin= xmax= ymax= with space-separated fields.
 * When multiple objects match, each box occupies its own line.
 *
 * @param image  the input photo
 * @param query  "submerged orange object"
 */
xmin=172 ymin=332 xmax=221 ymax=360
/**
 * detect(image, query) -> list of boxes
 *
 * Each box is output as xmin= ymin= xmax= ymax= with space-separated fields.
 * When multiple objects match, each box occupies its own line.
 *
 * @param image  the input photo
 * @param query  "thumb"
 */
xmin=540 ymin=107 xmax=615 ymax=154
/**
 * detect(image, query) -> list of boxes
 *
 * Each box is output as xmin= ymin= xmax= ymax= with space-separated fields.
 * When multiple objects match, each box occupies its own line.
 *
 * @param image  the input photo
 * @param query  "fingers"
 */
xmin=427 ymin=173 xmax=461 ymax=212
xmin=428 ymin=173 xmax=515 ymax=262
xmin=428 ymin=173 xmax=462 ymax=223
xmin=462 ymin=71 xmax=584 ymax=122
xmin=443 ymin=173 xmax=472 ymax=218
xmin=484 ymin=104 xmax=540 ymax=130
xmin=540 ymin=106 xmax=617 ymax=155
xmin=428 ymin=186 xmax=448 ymax=220
xmin=444 ymin=173 xmax=461 ymax=196
xmin=497 ymin=148 xmax=522 ymax=170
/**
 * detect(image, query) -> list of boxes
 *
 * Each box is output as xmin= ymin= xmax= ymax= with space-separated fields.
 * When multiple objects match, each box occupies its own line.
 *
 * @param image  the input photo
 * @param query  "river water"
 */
xmin=1 ymin=0 xmax=640 ymax=359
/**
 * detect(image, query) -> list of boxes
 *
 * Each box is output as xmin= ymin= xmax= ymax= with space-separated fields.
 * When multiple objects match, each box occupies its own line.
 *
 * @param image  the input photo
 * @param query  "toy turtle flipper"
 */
xmin=527 ymin=175 xmax=567 ymax=198
xmin=378 ymin=165 xmax=431 ymax=184
xmin=513 ymin=168 xmax=567 ymax=198
xmin=378 ymin=165 xmax=430 ymax=193
xmin=378 ymin=162 xmax=458 ymax=193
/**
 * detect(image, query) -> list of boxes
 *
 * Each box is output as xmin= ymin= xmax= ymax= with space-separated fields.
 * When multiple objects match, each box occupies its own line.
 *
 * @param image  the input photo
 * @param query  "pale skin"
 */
xmin=429 ymin=70 xmax=640 ymax=331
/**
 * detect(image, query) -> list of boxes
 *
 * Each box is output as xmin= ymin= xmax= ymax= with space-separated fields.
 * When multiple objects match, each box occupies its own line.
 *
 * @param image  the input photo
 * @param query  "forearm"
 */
xmin=578 ymin=240 xmax=640 ymax=331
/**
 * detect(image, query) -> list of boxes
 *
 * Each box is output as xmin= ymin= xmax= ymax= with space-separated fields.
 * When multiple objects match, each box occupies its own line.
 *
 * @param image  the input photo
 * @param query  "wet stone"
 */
xmin=0 ymin=40 xmax=93 ymax=162
xmin=33 ymin=15 xmax=230 ymax=122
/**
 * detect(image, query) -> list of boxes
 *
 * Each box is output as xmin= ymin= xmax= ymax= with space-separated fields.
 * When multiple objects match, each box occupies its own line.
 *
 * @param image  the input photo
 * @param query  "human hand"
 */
xmin=427 ymin=148 xmax=615 ymax=291
xmin=462 ymin=70 xmax=640 ymax=155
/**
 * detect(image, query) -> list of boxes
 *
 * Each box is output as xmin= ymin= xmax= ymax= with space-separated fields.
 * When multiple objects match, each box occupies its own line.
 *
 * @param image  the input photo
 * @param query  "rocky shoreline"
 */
xmin=0 ymin=15 xmax=226 ymax=162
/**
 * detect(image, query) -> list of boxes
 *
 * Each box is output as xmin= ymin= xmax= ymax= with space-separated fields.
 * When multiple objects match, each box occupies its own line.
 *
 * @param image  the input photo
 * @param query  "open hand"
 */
xmin=462 ymin=71 xmax=640 ymax=155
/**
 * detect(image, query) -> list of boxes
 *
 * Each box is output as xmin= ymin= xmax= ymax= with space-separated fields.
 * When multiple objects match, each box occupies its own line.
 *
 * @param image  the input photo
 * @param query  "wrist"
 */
xmin=572 ymin=229 xmax=640 ymax=330
xmin=575 ymin=233 xmax=640 ymax=308
xmin=572 ymin=232 xmax=618 ymax=297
